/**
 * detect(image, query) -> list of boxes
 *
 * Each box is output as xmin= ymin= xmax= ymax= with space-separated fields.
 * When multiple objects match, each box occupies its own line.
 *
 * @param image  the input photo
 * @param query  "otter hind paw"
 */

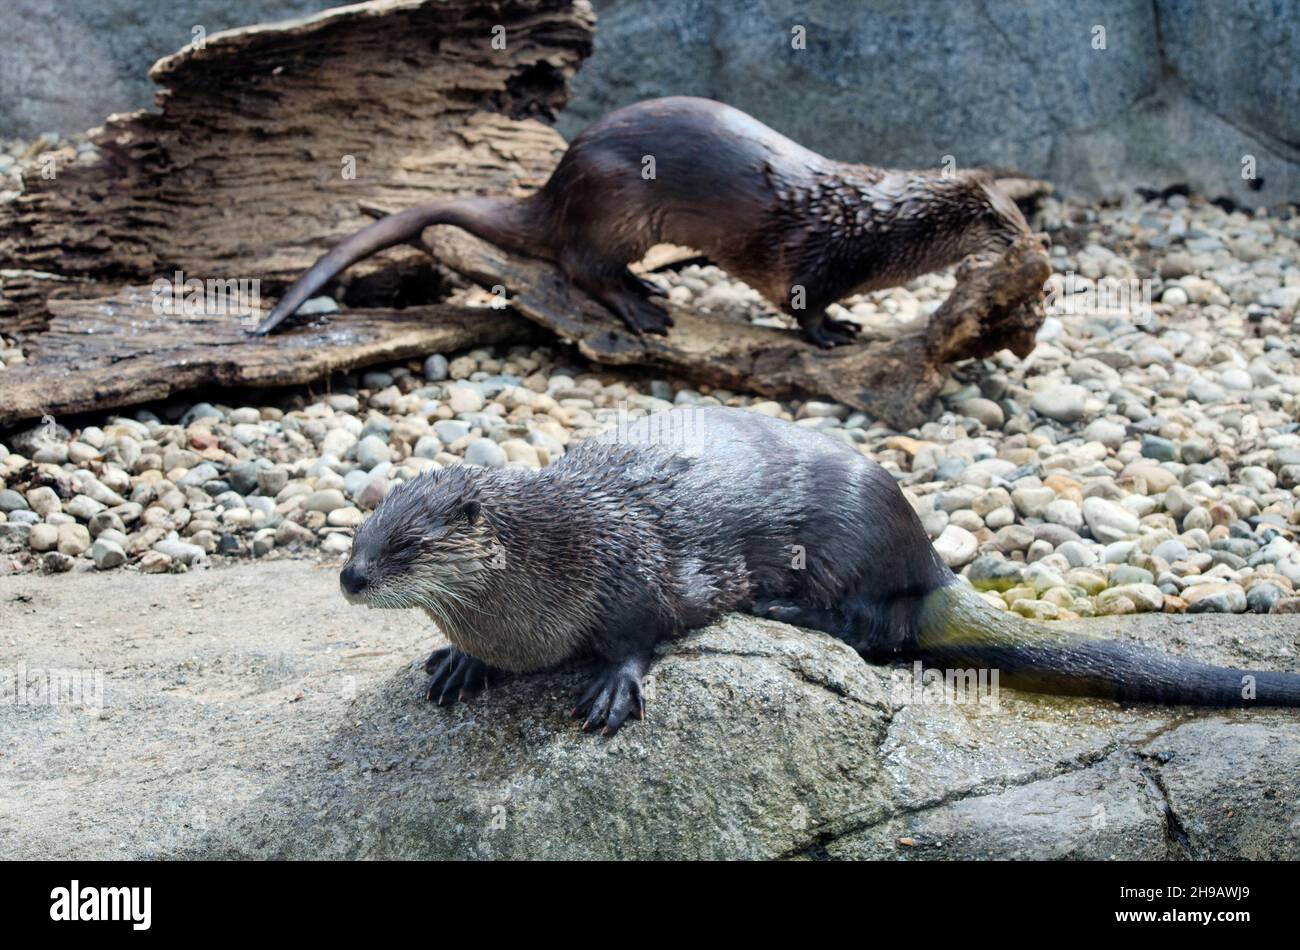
xmin=629 ymin=273 xmax=669 ymax=299
xmin=609 ymin=292 xmax=674 ymax=336
xmin=750 ymin=598 xmax=806 ymax=623
xmin=804 ymin=317 xmax=859 ymax=348
xmin=749 ymin=599 xmax=848 ymax=636
xmin=571 ymin=662 xmax=647 ymax=736
xmin=423 ymin=647 xmax=492 ymax=705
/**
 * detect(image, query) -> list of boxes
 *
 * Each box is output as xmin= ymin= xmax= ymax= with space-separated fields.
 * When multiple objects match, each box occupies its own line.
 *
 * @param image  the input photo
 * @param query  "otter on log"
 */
xmin=340 ymin=406 xmax=1300 ymax=735
xmin=251 ymin=96 xmax=1032 ymax=347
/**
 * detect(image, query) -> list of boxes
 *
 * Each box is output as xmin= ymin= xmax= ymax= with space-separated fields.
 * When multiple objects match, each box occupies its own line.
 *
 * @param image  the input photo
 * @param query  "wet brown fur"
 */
xmin=340 ymin=407 xmax=1300 ymax=735
xmin=252 ymin=97 xmax=1032 ymax=345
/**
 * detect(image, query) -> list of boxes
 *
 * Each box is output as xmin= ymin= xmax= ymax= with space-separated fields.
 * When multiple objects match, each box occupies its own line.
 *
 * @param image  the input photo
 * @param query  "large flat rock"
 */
xmin=2 ymin=559 xmax=1297 ymax=859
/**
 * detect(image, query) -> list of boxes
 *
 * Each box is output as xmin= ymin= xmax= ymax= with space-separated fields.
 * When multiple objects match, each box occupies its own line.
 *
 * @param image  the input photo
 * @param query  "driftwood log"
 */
xmin=0 ymin=0 xmax=1051 ymax=430
xmin=430 ymin=228 xmax=1051 ymax=429
xmin=0 ymin=290 xmax=533 ymax=423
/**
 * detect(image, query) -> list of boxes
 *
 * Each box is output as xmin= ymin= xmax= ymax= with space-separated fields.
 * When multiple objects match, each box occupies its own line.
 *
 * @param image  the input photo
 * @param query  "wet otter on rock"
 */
xmin=251 ymin=96 xmax=1033 ymax=347
xmin=339 ymin=406 xmax=1300 ymax=735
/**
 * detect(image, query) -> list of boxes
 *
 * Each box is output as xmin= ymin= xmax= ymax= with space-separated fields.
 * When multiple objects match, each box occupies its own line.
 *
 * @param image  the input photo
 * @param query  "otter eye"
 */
xmin=460 ymin=500 xmax=481 ymax=524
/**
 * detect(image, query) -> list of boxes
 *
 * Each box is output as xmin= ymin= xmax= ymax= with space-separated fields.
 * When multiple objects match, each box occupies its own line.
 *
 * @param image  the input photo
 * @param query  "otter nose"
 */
xmin=340 ymin=561 xmax=367 ymax=596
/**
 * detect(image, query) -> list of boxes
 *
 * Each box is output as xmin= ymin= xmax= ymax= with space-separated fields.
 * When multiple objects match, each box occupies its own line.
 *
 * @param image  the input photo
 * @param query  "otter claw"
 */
xmin=422 ymin=647 xmax=491 ymax=706
xmin=572 ymin=660 xmax=647 ymax=736
xmin=423 ymin=646 xmax=454 ymax=675
xmin=805 ymin=318 xmax=859 ymax=348
xmin=609 ymin=294 xmax=673 ymax=336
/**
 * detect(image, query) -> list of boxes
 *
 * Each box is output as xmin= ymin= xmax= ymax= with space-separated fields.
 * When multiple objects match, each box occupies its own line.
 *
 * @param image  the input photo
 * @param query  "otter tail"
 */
xmin=915 ymin=583 xmax=1300 ymax=706
xmin=249 ymin=196 xmax=537 ymax=335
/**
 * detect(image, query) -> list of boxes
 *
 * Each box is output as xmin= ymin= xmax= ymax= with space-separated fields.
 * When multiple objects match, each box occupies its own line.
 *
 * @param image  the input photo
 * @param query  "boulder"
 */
xmin=5 ymin=560 xmax=1298 ymax=860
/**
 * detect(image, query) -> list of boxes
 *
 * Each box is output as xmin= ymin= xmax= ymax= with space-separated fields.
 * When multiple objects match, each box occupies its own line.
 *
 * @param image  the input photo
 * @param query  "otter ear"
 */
xmin=458 ymin=498 xmax=481 ymax=525
xmin=979 ymin=179 xmax=1031 ymax=235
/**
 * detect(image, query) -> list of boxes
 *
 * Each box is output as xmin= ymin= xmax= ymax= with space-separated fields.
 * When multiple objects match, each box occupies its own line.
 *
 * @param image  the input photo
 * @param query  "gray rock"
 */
xmin=1056 ymin=540 xmax=1096 ymax=568
xmin=256 ymin=467 xmax=289 ymax=496
xmin=227 ymin=461 xmax=263 ymax=496
xmin=1043 ymin=499 xmax=1083 ymax=531
xmin=178 ymin=462 xmax=222 ymax=488
xmin=274 ymin=521 xmax=316 ymax=548
xmin=1082 ymin=418 xmax=1126 ymax=449
xmin=199 ymin=609 xmax=1300 ymax=861
xmin=1140 ymin=435 xmax=1178 ymax=462
xmin=1082 ymin=497 xmax=1140 ymax=543
xmin=153 ymin=538 xmax=206 ymax=567
xmin=1034 ymin=523 xmax=1082 ymax=547
xmin=955 ymin=397 xmax=1004 ymax=428
xmin=965 ymin=555 xmax=1023 ymax=591
xmin=354 ymin=435 xmax=393 ymax=469
xmin=356 ymin=476 xmax=390 ymax=511
xmin=1152 ymin=540 xmax=1189 ymax=563
xmin=412 ymin=436 xmax=443 ymax=460
xmin=65 ymin=495 xmax=106 ymax=521
xmin=203 ymin=616 xmax=896 ymax=859
xmin=1111 ymin=565 xmax=1155 ymax=587
xmin=1031 ymin=384 xmax=1089 ymax=424
xmin=10 ymin=559 xmax=1300 ymax=860
xmin=933 ymin=525 xmax=977 ymax=568
xmin=305 ymin=489 xmax=347 ymax=513
xmin=298 ymin=296 xmax=339 ymax=316
xmin=0 ymin=489 xmax=30 ymax=512
xmin=1011 ymin=487 xmax=1055 ymax=519
xmin=463 ymin=438 xmax=507 ymax=469
xmin=433 ymin=420 xmax=471 ymax=444
xmin=558 ymin=0 xmax=1299 ymax=206
xmin=1189 ymin=379 xmax=1226 ymax=404
xmin=1247 ymin=583 xmax=1285 ymax=615
xmin=423 ymin=353 xmax=450 ymax=382
xmin=1184 ymin=583 xmax=1248 ymax=614
xmin=180 ymin=403 xmax=222 ymax=426
xmin=90 ymin=538 xmax=126 ymax=570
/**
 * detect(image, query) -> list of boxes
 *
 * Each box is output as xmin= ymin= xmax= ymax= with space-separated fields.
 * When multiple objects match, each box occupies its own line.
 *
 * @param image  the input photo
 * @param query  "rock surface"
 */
xmin=3 ymin=2 xmax=1293 ymax=204
xmin=0 ymin=0 xmax=335 ymax=138
xmin=3 ymin=560 xmax=1297 ymax=860
xmin=560 ymin=0 xmax=1299 ymax=204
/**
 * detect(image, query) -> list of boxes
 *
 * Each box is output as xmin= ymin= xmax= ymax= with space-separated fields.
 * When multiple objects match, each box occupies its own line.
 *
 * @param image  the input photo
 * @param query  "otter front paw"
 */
xmin=571 ymin=659 xmax=647 ymax=736
xmin=423 ymin=647 xmax=492 ymax=705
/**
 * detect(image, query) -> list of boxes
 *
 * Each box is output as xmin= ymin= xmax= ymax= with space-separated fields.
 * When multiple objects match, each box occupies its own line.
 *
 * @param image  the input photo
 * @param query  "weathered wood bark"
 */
xmin=430 ymin=228 xmax=1052 ymax=429
xmin=0 ymin=0 xmax=592 ymax=421
xmin=0 ymin=292 xmax=534 ymax=424
xmin=0 ymin=0 xmax=593 ymax=334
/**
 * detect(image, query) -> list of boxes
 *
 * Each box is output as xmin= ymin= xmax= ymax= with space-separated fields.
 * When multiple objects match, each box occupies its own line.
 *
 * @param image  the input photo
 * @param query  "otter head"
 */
xmin=339 ymin=467 xmax=498 ymax=611
xmin=963 ymin=176 xmax=1035 ymax=255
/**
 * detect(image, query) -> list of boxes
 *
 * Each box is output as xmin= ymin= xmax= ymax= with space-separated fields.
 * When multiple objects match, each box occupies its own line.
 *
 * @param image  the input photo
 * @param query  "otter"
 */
xmin=340 ymin=406 xmax=1300 ymax=735
xmin=250 ymin=96 xmax=1032 ymax=347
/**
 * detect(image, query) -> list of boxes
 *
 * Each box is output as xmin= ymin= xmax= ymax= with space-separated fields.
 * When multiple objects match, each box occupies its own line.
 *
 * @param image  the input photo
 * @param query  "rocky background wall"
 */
xmin=2 ymin=0 xmax=1294 ymax=204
